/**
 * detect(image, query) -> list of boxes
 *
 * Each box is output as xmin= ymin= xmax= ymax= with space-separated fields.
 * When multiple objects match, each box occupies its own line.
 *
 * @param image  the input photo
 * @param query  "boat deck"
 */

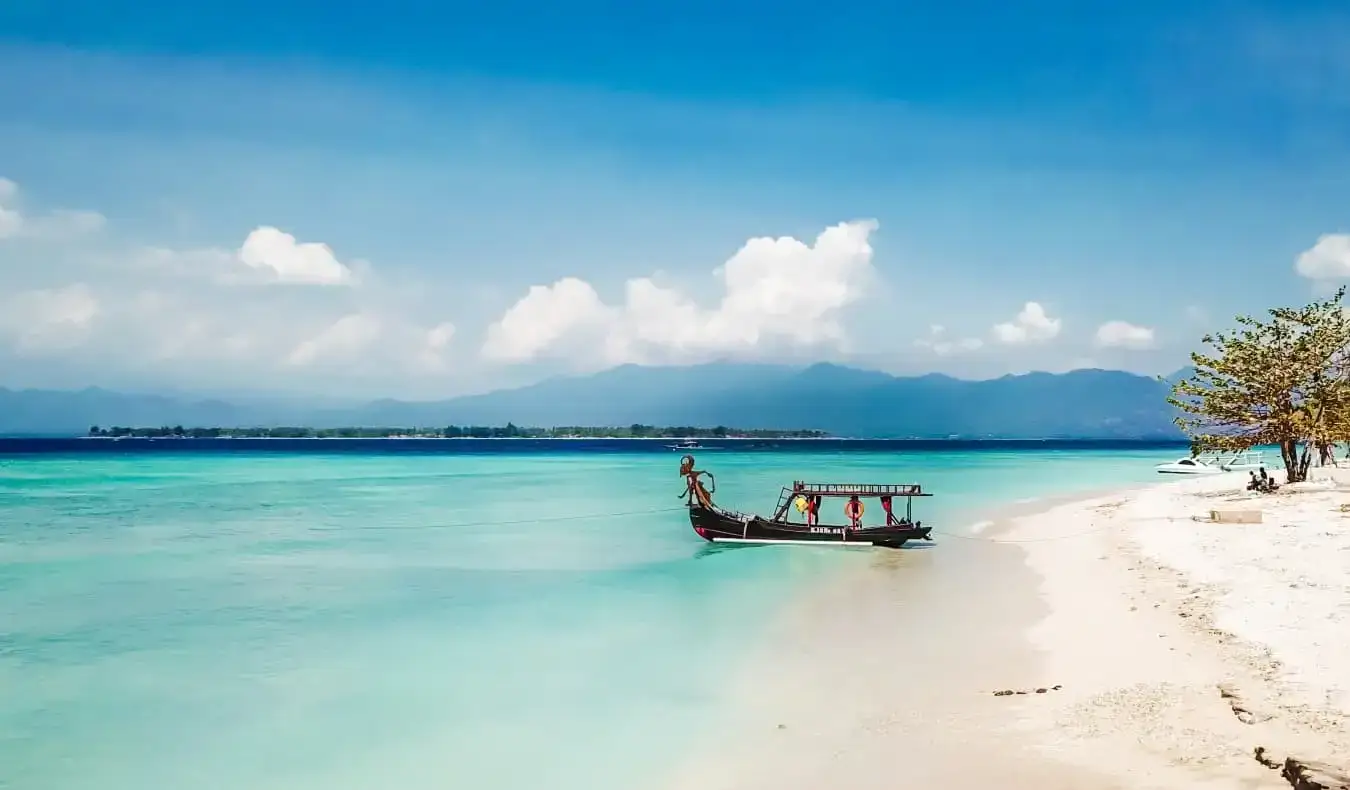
xmin=790 ymin=482 xmax=930 ymax=497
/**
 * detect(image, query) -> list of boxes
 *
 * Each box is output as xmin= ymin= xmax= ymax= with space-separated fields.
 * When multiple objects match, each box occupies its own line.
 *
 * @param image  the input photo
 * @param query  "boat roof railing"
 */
xmin=788 ymin=482 xmax=931 ymax=497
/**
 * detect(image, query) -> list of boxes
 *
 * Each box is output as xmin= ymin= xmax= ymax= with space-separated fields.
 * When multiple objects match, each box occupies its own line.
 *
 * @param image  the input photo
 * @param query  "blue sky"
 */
xmin=3 ymin=0 xmax=1350 ymax=398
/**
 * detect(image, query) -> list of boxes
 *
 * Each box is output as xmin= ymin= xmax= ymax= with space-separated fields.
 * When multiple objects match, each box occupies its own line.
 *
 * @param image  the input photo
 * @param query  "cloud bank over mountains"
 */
xmin=9 ymin=172 xmax=1318 ymax=397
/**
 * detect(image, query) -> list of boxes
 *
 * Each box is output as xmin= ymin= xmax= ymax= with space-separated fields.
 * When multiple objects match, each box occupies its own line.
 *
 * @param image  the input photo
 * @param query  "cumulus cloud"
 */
xmin=133 ymin=226 xmax=358 ymax=286
xmin=0 ymin=177 xmax=105 ymax=241
xmin=239 ymin=226 xmax=354 ymax=285
xmin=914 ymin=324 xmax=983 ymax=355
xmin=483 ymin=277 xmax=609 ymax=363
xmin=1295 ymin=233 xmax=1350 ymax=281
xmin=991 ymin=302 xmax=1061 ymax=344
xmin=1094 ymin=320 xmax=1155 ymax=349
xmin=483 ymin=219 xmax=879 ymax=368
xmin=0 ymin=181 xmax=458 ymax=393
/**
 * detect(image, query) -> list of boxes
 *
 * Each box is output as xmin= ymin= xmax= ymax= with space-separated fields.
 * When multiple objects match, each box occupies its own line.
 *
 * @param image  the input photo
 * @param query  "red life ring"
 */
xmin=843 ymin=498 xmax=864 ymax=523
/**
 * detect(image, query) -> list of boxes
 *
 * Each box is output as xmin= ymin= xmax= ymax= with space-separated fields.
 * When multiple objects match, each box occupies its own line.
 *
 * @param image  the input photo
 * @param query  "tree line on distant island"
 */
xmin=85 ymin=424 xmax=829 ymax=440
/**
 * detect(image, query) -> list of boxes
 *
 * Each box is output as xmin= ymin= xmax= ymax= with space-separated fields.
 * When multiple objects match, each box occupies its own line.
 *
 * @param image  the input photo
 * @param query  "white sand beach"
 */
xmin=667 ymin=473 xmax=1350 ymax=789
xmin=1002 ymin=472 xmax=1350 ymax=788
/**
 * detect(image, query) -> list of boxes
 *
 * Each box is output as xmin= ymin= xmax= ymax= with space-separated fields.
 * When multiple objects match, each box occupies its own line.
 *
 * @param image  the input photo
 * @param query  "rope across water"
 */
xmin=309 ymin=506 xmax=690 ymax=531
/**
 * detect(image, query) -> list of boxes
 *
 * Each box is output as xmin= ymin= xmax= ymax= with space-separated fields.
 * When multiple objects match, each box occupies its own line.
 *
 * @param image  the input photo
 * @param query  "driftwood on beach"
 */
xmin=991 ymin=685 xmax=1062 ymax=697
xmin=1254 ymin=748 xmax=1350 ymax=790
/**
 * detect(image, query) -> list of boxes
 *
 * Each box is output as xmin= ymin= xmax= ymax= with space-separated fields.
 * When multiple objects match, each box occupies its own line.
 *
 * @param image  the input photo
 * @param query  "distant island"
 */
xmin=84 ymin=424 xmax=830 ymax=440
xmin=3 ymin=364 xmax=1189 ymax=438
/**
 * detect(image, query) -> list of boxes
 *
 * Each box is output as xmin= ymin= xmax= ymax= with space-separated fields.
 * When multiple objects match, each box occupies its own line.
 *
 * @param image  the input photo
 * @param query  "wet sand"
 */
xmin=664 ymin=478 xmax=1350 ymax=789
xmin=664 ymin=492 xmax=1140 ymax=790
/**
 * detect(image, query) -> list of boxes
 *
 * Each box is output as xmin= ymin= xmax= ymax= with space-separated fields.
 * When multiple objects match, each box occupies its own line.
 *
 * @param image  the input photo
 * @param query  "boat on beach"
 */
xmin=678 ymin=455 xmax=934 ymax=548
xmin=1155 ymin=450 xmax=1267 ymax=475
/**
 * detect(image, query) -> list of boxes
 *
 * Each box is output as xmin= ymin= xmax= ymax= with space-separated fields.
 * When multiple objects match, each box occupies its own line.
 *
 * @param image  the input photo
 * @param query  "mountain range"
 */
xmin=0 ymin=363 xmax=1188 ymax=439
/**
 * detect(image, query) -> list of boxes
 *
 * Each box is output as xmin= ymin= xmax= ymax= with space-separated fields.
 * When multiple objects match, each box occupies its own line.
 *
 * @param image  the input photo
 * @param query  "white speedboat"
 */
xmin=1155 ymin=451 xmax=1266 ymax=475
xmin=668 ymin=439 xmax=725 ymax=451
xmin=668 ymin=439 xmax=704 ymax=451
xmin=1155 ymin=456 xmax=1223 ymax=475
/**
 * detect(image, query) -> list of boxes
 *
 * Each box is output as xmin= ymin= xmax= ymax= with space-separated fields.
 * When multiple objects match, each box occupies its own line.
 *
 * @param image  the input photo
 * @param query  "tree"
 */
xmin=1169 ymin=287 xmax=1350 ymax=483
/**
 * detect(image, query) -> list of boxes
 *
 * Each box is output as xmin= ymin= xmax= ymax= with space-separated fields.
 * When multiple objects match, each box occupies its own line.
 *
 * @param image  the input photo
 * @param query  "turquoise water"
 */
xmin=0 ymin=448 xmax=1177 ymax=790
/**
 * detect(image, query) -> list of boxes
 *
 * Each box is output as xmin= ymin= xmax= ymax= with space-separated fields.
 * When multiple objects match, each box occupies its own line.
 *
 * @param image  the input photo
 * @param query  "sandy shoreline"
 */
xmin=664 ymin=474 xmax=1350 ymax=789
xmin=1000 ymin=472 xmax=1350 ymax=788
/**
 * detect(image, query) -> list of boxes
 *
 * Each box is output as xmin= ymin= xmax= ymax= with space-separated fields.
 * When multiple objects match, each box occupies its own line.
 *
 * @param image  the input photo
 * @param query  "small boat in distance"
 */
xmin=1155 ymin=450 xmax=1267 ymax=475
xmin=677 ymin=455 xmax=934 ymax=548
xmin=668 ymin=439 xmax=711 ymax=451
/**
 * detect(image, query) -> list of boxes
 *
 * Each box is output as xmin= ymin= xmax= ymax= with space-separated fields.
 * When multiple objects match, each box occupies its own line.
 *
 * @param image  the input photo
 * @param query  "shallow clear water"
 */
xmin=0 ymin=447 xmax=1177 ymax=790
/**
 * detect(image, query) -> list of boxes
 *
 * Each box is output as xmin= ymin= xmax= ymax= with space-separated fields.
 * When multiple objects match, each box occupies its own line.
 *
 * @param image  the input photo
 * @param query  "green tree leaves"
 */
xmin=1169 ymin=287 xmax=1350 ymax=483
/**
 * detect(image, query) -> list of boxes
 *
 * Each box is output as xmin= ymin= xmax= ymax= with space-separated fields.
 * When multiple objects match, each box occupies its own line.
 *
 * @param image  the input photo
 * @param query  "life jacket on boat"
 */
xmin=844 ymin=497 xmax=864 ymax=526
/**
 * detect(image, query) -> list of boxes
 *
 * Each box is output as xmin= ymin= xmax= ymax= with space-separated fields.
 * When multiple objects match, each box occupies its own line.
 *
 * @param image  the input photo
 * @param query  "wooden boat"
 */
xmin=678 ymin=455 xmax=934 ymax=548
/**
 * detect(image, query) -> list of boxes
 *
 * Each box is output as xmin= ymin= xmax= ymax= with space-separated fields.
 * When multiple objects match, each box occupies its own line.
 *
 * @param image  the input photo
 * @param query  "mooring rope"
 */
xmin=313 ymin=505 xmax=690 ymax=531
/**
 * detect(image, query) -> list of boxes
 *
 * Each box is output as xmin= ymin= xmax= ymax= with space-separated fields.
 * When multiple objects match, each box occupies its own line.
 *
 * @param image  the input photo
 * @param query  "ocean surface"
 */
xmin=0 ymin=440 xmax=1187 ymax=790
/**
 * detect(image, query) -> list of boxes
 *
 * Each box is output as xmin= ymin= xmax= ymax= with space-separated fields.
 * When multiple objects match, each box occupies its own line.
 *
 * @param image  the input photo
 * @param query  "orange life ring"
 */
xmin=843 ymin=499 xmax=864 ymax=522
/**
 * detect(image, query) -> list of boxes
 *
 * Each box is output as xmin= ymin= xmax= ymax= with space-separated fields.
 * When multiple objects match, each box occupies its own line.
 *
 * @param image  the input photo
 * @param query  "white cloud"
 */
xmin=483 ymin=219 xmax=880 ymax=368
xmin=0 ymin=181 xmax=459 ymax=393
xmin=0 ymin=178 xmax=105 ymax=241
xmin=482 ymin=277 xmax=609 ymax=363
xmin=238 ymin=226 xmax=354 ymax=285
xmin=1296 ymin=234 xmax=1350 ymax=280
xmin=426 ymin=322 xmax=455 ymax=351
xmin=1094 ymin=320 xmax=1155 ymax=349
xmin=0 ymin=206 xmax=20 ymax=239
xmin=1 ymin=284 xmax=100 ymax=353
xmin=991 ymin=302 xmax=1061 ymax=344
xmin=914 ymin=324 xmax=983 ymax=355
xmin=132 ymin=227 xmax=358 ymax=287
xmin=287 ymin=313 xmax=382 ymax=366
xmin=415 ymin=322 xmax=458 ymax=373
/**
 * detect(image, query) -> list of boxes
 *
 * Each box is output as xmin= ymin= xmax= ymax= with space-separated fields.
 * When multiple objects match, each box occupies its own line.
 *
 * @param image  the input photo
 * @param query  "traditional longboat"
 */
xmin=678 ymin=455 xmax=934 ymax=548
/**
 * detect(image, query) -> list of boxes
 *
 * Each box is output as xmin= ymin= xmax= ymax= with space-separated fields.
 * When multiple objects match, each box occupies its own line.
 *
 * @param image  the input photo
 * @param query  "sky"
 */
xmin=4 ymin=0 xmax=1350 ymax=399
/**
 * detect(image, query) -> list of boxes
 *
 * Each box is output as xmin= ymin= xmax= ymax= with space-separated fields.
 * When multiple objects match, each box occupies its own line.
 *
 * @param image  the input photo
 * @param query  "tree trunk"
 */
xmin=1281 ymin=439 xmax=1302 ymax=483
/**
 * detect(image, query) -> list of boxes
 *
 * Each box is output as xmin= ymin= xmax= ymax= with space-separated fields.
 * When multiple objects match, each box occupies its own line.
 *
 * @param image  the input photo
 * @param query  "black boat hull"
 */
xmin=688 ymin=503 xmax=932 ymax=548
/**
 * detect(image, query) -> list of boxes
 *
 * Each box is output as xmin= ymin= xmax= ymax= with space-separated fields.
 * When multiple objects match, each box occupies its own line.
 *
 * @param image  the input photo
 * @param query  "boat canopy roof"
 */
xmin=789 ymin=482 xmax=931 ymax=497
